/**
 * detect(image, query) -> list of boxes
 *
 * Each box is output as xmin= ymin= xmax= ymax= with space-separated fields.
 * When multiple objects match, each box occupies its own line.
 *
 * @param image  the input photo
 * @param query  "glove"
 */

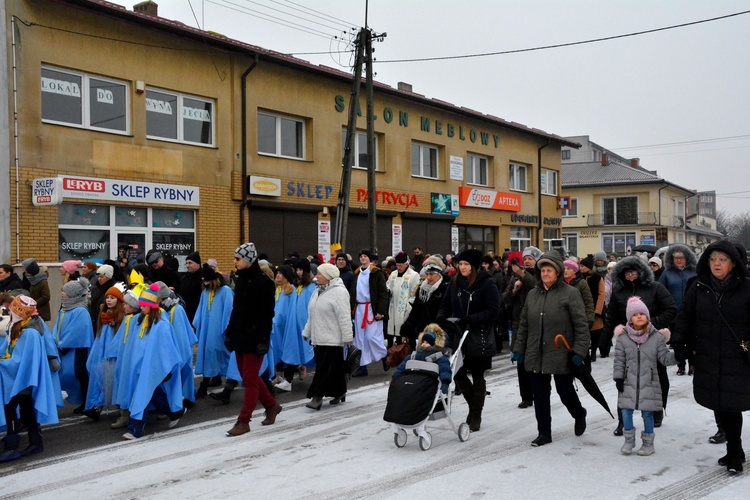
xmin=256 ymin=343 xmax=269 ymax=357
xmin=440 ymin=383 xmax=449 ymax=395
xmin=510 ymin=352 xmax=524 ymax=364
xmin=615 ymin=378 xmax=624 ymax=393
xmin=674 ymin=346 xmax=687 ymax=363
xmin=49 ymin=358 xmax=61 ymax=372
xmin=571 ymin=354 xmax=585 ymax=367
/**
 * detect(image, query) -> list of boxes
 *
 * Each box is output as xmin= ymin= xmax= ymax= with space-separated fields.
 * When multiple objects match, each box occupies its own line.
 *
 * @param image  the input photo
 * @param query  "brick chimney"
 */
xmin=631 ymin=158 xmax=640 ymax=168
xmin=134 ymin=1 xmax=158 ymax=16
xmin=601 ymin=152 xmax=608 ymax=166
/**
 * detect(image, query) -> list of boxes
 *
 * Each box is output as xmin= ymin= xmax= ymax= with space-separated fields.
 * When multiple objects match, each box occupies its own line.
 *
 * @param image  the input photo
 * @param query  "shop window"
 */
xmin=601 ymin=231 xmax=637 ymax=256
xmin=541 ymin=168 xmax=558 ymax=196
xmin=41 ymin=66 xmax=129 ymax=134
xmin=562 ymin=233 xmax=578 ymax=257
xmin=542 ymin=228 xmax=560 ymax=251
xmin=509 ymin=162 xmax=527 ymax=192
xmin=562 ymin=198 xmax=578 ymax=217
xmin=59 ymin=229 xmax=110 ymax=262
xmin=152 ymin=208 xmax=195 ymax=229
xmin=603 ymin=196 xmax=638 ymax=225
xmin=146 ymin=88 xmax=214 ymax=147
xmin=466 ymin=153 xmax=488 ymax=186
xmin=510 ymin=226 xmax=530 ymax=251
xmin=341 ymin=129 xmax=379 ymax=170
xmin=411 ymin=142 xmax=439 ymax=179
xmin=457 ymin=225 xmax=495 ymax=254
xmin=258 ymin=111 xmax=305 ymax=159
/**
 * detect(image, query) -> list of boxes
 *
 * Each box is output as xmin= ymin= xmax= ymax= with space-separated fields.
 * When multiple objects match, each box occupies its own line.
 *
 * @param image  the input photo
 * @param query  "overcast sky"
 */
xmin=109 ymin=0 xmax=750 ymax=214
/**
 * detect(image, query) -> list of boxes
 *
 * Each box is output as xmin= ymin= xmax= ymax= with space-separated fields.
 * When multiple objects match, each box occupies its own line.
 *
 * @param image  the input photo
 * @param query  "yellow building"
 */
xmin=2 ymin=0 xmax=577 ymax=270
xmin=561 ymin=137 xmax=694 ymax=258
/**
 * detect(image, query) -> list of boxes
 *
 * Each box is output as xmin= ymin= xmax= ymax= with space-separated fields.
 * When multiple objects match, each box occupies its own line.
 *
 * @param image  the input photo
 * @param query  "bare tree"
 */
xmin=716 ymin=209 xmax=733 ymax=238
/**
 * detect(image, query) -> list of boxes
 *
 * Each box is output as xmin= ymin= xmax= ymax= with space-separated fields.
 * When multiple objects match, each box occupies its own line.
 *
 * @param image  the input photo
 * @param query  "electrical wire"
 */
xmin=612 ymin=134 xmax=750 ymax=151
xmin=233 ymin=0 xmax=352 ymax=33
xmin=629 ymin=145 xmax=750 ymax=157
xmin=281 ymin=0 xmax=359 ymax=29
xmin=267 ymin=0 xmax=356 ymax=31
xmin=207 ymin=0 xmax=339 ymax=39
xmin=376 ymin=10 xmax=750 ymax=63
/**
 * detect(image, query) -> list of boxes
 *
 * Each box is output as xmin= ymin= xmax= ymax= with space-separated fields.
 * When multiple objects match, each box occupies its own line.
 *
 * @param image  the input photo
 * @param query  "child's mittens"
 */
xmin=615 ymin=379 xmax=624 ymax=393
xmin=658 ymin=328 xmax=671 ymax=342
xmin=614 ymin=324 xmax=624 ymax=336
xmin=440 ymin=383 xmax=449 ymax=395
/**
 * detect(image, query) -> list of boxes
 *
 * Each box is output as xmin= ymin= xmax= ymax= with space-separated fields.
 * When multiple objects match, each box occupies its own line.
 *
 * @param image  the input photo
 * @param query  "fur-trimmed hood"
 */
xmin=612 ymin=255 xmax=655 ymax=291
xmin=615 ymin=323 xmax=671 ymax=342
xmin=662 ymin=244 xmax=697 ymax=271
xmin=354 ymin=264 xmax=382 ymax=276
xmin=695 ymin=240 xmax=746 ymax=279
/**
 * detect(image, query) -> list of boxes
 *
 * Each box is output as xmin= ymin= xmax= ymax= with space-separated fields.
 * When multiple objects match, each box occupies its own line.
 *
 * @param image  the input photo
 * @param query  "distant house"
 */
xmin=560 ymin=136 xmax=694 ymax=258
xmin=686 ymin=191 xmax=723 ymax=253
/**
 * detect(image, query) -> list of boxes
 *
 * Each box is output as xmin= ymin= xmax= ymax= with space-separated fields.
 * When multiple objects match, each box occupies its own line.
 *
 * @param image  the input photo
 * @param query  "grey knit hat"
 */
xmin=62 ymin=280 xmax=87 ymax=298
xmin=235 ymin=242 xmax=257 ymax=264
xmin=123 ymin=290 xmax=140 ymax=309
xmin=522 ymin=246 xmax=542 ymax=261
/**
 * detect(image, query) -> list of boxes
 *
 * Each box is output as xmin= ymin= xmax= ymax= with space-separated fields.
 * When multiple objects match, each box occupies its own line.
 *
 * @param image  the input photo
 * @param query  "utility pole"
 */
xmin=365 ymin=28 xmax=377 ymax=258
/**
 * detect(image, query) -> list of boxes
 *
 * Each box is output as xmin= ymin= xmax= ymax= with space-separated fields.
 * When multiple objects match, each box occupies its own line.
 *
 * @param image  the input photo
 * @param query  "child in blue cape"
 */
xmin=107 ymin=289 xmax=141 ymax=429
xmin=0 ymin=296 xmax=58 ymax=462
xmin=117 ymin=283 xmax=186 ymax=440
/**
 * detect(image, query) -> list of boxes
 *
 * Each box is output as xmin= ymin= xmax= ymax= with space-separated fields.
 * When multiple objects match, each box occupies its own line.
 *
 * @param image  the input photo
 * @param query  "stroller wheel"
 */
xmin=458 ymin=422 xmax=471 ymax=442
xmin=394 ymin=429 xmax=407 ymax=448
xmin=419 ymin=432 xmax=432 ymax=451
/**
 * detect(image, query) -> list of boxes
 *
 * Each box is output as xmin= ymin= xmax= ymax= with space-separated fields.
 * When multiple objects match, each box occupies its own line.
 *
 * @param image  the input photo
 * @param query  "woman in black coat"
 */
xmin=437 ymin=249 xmax=500 ymax=432
xmin=399 ymin=261 xmax=449 ymax=349
xmin=673 ymin=240 xmax=750 ymax=474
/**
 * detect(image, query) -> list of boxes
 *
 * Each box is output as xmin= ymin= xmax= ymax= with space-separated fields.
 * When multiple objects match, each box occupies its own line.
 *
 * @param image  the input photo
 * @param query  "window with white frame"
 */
xmin=146 ymin=88 xmax=214 ymax=146
xmin=509 ymin=162 xmax=528 ymax=192
xmin=562 ymin=233 xmax=578 ymax=257
xmin=41 ymin=66 xmax=129 ymax=134
xmin=602 ymin=196 xmax=638 ymax=225
xmin=466 ymin=153 xmax=488 ymax=186
xmin=411 ymin=142 xmax=438 ymax=179
xmin=601 ymin=231 xmax=636 ymax=256
xmin=510 ymin=226 xmax=531 ymax=251
xmin=257 ymin=111 xmax=305 ymax=159
xmin=562 ymin=197 xmax=578 ymax=217
xmin=543 ymin=228 xmax=561 ymax=252
xmin=341 ymin=129 xmax=378 ymax=170
xmin=540 ymin=168 xmax=558 ymax=196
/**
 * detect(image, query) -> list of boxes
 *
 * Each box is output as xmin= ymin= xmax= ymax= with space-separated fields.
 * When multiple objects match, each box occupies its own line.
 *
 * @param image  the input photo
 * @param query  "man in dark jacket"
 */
xmin=180 ymin=251 xmax=203 ymax=322
xmin=224 ymin=242 xmax=281 ymax=437
xmin=603 ymin=255 xmax=677 ymax=433
xmin=0 ymin=265 xmax=24 ymax=293
xmin=147 ymin=251 xmax=181 ymax=294
xmin=335 ymin=252 xmax=354 ymax=291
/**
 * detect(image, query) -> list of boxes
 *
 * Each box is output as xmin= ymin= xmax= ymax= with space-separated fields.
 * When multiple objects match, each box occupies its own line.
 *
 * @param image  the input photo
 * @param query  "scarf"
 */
xmin=61 ymin=295 xmax=88 ymax=312
xmin=418 ymin=277 xmax=442 ymax=303
xmin=100 ymin=310 xmax=115 ymax=326
xmin=27 ymin=272 xmax=47 ymax=287
xmin=710 ymin=271 xmax=736 ymax=294
xmin=624 ymin=323 xmax=650 ymax=345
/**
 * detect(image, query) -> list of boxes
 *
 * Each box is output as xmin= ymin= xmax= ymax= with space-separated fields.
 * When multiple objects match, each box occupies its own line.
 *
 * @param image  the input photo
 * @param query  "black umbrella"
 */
xmin=633 ymin=244 xmax=659 ymax=256
xmin=554 ymin=334 xmax=615 ymax=419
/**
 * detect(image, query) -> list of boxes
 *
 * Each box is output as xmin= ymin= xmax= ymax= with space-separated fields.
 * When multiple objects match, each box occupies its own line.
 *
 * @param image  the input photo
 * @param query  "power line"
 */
xmin=612 ymin=134 xmax=750 ymax=151
xmin=633 ymin=144 xmax=750 ymax=157
xmin=234 ymin=0 xmax=353 ymax=33
xmin=281 ymin=0 xmax=359 ymax=29
xmin=268 ymin=0 xmax=356 ymax=31
xmin=376 ymin=10 xmax=750 ymax=63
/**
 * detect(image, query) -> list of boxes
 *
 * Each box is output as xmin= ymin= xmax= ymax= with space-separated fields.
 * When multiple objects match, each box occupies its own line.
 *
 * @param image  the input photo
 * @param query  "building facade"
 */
xmin=685 ymin=190 xmax=722 ymax=252
xmin=2 ymin=0 xmax=576 ymax=269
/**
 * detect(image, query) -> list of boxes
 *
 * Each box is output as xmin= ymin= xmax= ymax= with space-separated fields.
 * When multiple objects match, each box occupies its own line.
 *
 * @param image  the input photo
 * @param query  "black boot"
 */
xmin=456 ymin=378 xmax=474 ymax=425
xmin=0 ymin=434 xmax=21 ymax=463
xmin=195 ymin=378 xmax=210 ymax=398
xmin=210 ymin=379 xmax=238 ymax=404
xmin=613 ymin=408 xmax=624 ymax=436
xmin=83 ymin=406 xmax=102 ymax=422
xmin=382 ymin=358 xmax=390 ymax=372
xmin=653 ymin=410 xmax=664 ymax=428
xmin=470 ymin=379 xmax=486 ymax=432
xmin=20 ymin=427 xmax=44 ymax=457
xmin=209 ymin=375 xmax=223 ymax=387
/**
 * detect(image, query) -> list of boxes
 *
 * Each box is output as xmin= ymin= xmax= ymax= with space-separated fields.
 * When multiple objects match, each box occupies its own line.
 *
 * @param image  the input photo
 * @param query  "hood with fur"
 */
xmin=612 ymin=255 xmax=654 ymax=291
xmin=662 ymin=244 xmax=698 ymax=271
xmin=695 ymin=240 xmax=746 ymax=279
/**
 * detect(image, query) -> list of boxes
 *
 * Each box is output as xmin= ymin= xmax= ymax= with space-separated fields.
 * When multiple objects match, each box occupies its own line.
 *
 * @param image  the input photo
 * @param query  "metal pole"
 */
xmin=365 ymin=30 xmax=377 ymax=257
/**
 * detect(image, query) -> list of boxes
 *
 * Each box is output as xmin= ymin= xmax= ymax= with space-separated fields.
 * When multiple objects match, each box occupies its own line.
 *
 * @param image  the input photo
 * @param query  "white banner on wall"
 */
xmin=318 ymin=220 xmax=331 ymax=262
xmin=451 ymin=226 xmax=459 ymax=254
xmin=449 ymin=155 xmax=463 ymax=181
xmin=392 ymin=224 xmax=402 ymax=257
xmin=58 ymin=175 xmax=200 ymax=206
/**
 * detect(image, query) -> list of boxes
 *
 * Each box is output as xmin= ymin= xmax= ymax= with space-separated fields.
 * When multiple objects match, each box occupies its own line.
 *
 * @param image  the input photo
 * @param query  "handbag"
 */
xmin=344 ymin=345 xmax=362 ymax=377
xmin=386 ymin=342 xmax=412 ymax=367
xmin=712 ymin=296 xmax=750 ymax=364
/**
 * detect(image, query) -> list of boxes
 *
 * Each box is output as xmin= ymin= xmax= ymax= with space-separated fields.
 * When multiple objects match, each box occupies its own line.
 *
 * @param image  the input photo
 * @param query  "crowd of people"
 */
xmin=1 ymin=240 xmax=749 ymax=476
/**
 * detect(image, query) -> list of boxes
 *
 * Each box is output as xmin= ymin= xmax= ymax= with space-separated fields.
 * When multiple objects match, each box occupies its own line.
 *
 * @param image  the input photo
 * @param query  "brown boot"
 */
xmin=261 ymin=403 xmax=282 ymax=426
xmin=226 ymin=420 xmax=250 ymax=437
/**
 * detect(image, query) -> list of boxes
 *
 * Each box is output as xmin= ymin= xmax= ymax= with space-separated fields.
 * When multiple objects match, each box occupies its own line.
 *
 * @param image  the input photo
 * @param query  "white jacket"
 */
xmin=302 ymin=278 xmax=353 ymax=346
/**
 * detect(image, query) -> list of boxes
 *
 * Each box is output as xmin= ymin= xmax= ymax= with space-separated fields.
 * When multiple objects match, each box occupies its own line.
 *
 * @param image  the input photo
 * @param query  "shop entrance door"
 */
xmin=117 ymin=232 xmax=146 ymax=271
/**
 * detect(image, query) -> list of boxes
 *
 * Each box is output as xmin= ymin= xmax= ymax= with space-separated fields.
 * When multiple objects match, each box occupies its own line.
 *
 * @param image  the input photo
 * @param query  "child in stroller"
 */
xmin=384 ymin=323 xmax=471 ymax=450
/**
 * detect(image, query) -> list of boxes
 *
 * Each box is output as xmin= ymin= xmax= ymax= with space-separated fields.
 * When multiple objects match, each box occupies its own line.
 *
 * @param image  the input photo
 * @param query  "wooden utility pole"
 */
xmin=365 ymin=29 xmax=377 ymax=258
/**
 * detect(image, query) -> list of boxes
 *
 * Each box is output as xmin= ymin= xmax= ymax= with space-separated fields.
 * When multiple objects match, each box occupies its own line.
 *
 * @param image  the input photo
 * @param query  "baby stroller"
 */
xmin=383 ymin=327 xmax=471 ymax=451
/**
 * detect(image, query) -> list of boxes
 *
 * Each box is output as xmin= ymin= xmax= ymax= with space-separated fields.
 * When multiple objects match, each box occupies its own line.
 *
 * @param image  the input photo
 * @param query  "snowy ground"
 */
xmin=1 ymin=356 xmax=749 ymax=499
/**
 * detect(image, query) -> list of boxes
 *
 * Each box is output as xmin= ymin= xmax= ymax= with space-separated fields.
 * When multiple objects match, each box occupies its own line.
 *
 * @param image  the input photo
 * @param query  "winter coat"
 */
xmin=386 ymin=268 xmax=420 ymax=337
xmin=302 ymin=277 xmax=353 ymax=347
xmin=392 ymin=345 xmax=452 ymax=384
xmin=603 ymin=257 xmax=677 ymax=338
xmin=350 ymin=264 xmax=388 ymax=317
xmin=658 ymin=244 xmax=698 ymax=311
xmin=224 ymin=262 xmax=276 ymax=355
xmin=515 ymin=270 xmax=590 ymax=375
xmin=613 ymin=325 xmax=676 ymax=412
xmin=338 ymin=264 xmax=354 ymax=292
xmin=584 ymin=272 xmax=605 ymax=330
xmin=151 ymin=265 xmax=181 ymax=295
xmin=29 ymin=278 xmax=51 ymax=321
xmin=501 ymin=268 xmax=536 ymax=333
xmin=567 ymin=274 xmax=595 ymax=326
xmin=90 ymin=277 xmax=115 ymax=328
xmin=437 ymin=270 xmax=501 ymax=332
xmin=673 ymin=240 xmax=750 ymax=412
xmin=180 ymin=270 xmax=204 ymax=322
xmin=400 ymin=279 xmax=449 ymax=338
xmin=0 ymin=273 xmax=24 ymax=293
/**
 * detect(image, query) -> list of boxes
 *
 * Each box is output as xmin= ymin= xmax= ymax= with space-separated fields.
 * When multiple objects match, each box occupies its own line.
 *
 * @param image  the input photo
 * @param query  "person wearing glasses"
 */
xmin=603 ymin=256 xmax=677 ymax=436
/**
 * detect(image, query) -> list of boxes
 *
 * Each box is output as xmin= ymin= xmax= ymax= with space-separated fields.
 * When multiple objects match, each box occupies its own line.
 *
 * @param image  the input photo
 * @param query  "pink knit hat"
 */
xmin=62 ymin=260 xmax=82 ymax=275
xmin=563 ymin=260 xmax=579 ymax=273
xmin=626 ymin=296 xmax=650 ymax=323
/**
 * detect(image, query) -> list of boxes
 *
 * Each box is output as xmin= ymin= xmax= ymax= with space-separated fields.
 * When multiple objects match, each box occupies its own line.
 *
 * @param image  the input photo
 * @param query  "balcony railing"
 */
xmin=586 ymin=212 xmax=657 ymax=227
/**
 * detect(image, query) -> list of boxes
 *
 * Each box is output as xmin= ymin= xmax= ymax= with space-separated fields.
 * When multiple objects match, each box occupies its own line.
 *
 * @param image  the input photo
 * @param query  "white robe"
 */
xmin=352 ymin=267 xmax=387 ymax=366
xmin=385 ymin=267 xmax=420 ymax=337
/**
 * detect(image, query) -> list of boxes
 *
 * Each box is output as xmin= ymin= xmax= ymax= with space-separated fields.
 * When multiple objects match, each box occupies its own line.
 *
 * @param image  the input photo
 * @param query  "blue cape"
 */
xmin=112 ymin=312 xmax=183 ymax=420
xmin=108 ymin=314 xmax=138 ymax=408
xmin=280 ymin=284 xmax=315 ymax=366
xmin=266 ymin=288 xmax=295 ymax=377
xmin=85 ymin=323 xmax=118 ymax=409
xmin=192 ymin=286 xmax=233 ymax=378
xmin=164 ymin=305 xmax=198 ymax=402
xmin=53 ymin=306 xmax=94 ymax=406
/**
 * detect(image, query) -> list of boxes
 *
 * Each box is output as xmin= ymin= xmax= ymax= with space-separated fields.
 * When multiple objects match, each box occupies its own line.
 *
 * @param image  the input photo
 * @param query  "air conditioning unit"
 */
xmin=673 ymin=216 xmax=684 ymax=228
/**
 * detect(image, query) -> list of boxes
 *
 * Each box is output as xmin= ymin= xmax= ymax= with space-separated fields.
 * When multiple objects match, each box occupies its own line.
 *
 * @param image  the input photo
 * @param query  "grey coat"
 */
xmin=613 ymin=325 xmax=676 ymax=411
xmin=515 ymin=274 xmax=590 ymax=375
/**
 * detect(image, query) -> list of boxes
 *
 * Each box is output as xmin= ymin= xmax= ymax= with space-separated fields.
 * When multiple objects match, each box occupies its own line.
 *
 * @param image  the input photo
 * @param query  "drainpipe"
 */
xmin=11 ymin=17 xmax=20 ymax=262
xmin=657 ymin=183 xmax=668 ymax=245
xmin=239 ymin=54 xmax=259 ymax=244
xmin=537 ymin=139 xmax=550 ymax=247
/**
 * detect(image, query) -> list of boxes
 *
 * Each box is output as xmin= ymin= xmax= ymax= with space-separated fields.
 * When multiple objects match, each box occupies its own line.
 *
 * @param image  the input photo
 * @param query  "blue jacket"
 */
xmin=393 ymin=345 xmax=452 ymax=384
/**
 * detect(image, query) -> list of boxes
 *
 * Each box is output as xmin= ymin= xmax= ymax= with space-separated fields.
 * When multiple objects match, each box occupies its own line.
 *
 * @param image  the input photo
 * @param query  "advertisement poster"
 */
xmin=392 ymin=224 xmax=402 ymax=257
xmin=318 ymin=220 xmax=331 ymax=262
xmin=457 ymin=186 xmax=521 ymax=212
xmin=451 ymin=226 xmax=459 ymax=254
xmin=449 ymin=155 xmax=463 ymax=181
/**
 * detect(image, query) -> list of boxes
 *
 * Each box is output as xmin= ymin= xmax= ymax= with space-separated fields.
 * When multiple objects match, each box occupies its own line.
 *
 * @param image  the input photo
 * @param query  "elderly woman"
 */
xmin=302 ymin=263 xmax=353 ymax=409
xmin=400 ymin=258 xmax=449 ymax=347
xmin=437 ymin=249 xmax=500 ymax=432
xmin=513 ymin=252 xmax=590 ymax=447
xmin=674 ymin=241 xmax=750 ymax=474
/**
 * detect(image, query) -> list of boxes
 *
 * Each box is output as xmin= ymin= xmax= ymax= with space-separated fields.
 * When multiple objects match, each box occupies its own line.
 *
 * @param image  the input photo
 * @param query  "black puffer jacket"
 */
xmin=603 ymin=256 xmax=677 ymax=338
xmin=225 ymin=262 xmax=276 ymax=354
xmin=673 ymin=240 xmax=750 ymax=412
